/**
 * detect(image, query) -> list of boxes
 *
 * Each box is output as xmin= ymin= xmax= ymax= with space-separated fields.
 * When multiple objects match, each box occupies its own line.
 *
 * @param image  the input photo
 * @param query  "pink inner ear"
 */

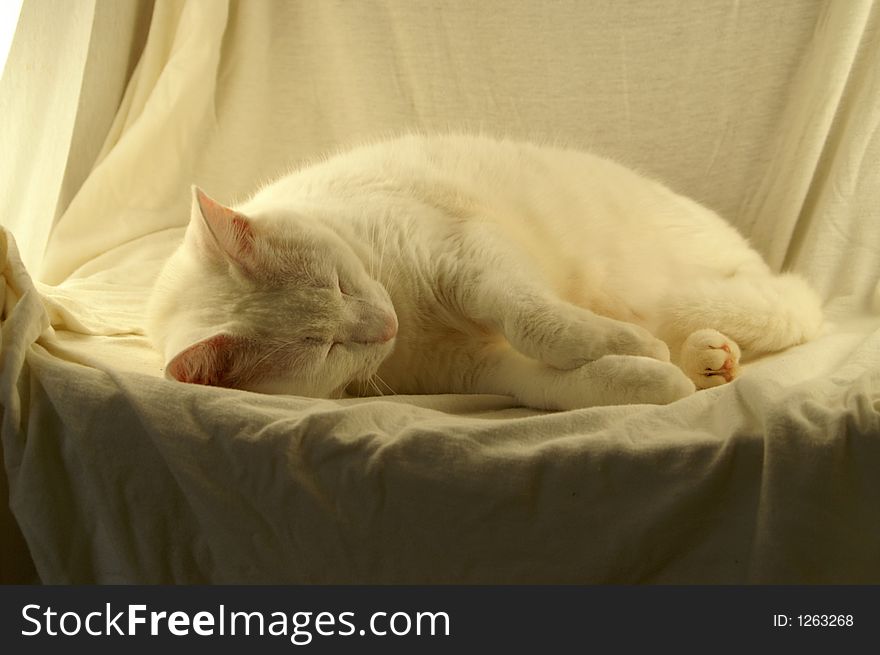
xmin=167 ymin=334 xmax=239 ymax=387
xmin=194 ymin=187 xmax=255 ymax=266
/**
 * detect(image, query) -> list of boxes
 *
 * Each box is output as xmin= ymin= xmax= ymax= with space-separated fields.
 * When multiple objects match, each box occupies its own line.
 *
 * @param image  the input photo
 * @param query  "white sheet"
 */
xmin=2 ymin=0 xmax=879 ymax=583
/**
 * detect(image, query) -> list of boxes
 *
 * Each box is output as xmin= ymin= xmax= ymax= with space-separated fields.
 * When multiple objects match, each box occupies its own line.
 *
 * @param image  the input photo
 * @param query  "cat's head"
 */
xmin=147 ymin=187 xmax=398 ymax=397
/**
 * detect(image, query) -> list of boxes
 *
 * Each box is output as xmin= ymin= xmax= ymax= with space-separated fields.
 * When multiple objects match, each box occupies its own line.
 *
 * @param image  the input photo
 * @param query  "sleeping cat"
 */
xmin=147 ymin=134 xmax=823 ymax=411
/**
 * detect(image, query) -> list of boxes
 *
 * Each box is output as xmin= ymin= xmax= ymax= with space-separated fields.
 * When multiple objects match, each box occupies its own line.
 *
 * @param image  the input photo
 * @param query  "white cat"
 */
xmin=147 ymin=134 xmax=823 ymax=411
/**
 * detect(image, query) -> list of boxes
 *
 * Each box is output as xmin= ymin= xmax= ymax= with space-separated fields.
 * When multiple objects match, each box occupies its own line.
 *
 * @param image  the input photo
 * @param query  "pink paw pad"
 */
xmin=681 ymin=329 xmax=742 ymax=390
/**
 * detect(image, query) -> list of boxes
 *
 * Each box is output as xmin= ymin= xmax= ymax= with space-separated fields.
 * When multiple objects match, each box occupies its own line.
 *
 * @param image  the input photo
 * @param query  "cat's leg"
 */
xmin=460 ymin=272 xmax=670 ymax=369
xmin=658 ymin=273 xmax=823 ymax=388
xmin=471 ymin=345 xmax=695 ymax=410
xmin=509 ymin=297 xmax=672 ymax=368
xmin=447 ymin=223 xmax=666 ymax=367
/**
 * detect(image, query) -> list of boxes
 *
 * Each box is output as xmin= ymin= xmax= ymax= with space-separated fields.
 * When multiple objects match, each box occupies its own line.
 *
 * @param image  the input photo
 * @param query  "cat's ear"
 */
xmin=166 ymin=333 xmax=253 ymax=387
xmin=189 ymin=186 xmax=255 ymax=270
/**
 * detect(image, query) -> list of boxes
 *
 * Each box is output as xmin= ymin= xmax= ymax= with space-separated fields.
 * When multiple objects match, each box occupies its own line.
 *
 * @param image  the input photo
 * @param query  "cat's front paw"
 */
xmin=603 ymin=322 xmax=671 ymax=362
xmin=551 ymin=356 xmax=694 ymax=409
xmin=679 ymin=329 xmax=741 ymax=389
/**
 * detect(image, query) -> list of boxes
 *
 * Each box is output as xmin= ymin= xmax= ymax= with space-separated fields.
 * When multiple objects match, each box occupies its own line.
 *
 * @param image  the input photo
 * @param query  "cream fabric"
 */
xmin=1 ymin=0 xmax=879 ymax=583
xmin=0 ymin=0 xmax=152 ymax=277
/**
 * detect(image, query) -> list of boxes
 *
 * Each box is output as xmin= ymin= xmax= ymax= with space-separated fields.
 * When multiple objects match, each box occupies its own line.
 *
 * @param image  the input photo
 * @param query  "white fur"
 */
xmin=147 ymin=134 xmax=824 ymax=410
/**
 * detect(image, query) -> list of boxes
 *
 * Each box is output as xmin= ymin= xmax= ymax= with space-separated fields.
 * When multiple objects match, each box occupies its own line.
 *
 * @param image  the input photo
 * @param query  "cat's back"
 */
xmin=311 ymin=133 xmax=606 ymax=203
xmin=260 ymin=134 xmax=763 ymax=289
xmin=287 ymin=134 xmax=719 ymax=236
xmin=276 ymin=134 xmax=607 ymax=203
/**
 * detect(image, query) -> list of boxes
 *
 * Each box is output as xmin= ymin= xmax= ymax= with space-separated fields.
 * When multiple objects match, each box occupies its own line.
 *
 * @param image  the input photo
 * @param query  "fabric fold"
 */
xmin=41 ymin=0 xmax=230 ymax=284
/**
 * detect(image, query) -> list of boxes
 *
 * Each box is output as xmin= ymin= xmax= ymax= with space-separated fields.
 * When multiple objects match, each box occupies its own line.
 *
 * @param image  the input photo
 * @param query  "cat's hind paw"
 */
xmin=679 ymin=329 xmax=741 ymax=389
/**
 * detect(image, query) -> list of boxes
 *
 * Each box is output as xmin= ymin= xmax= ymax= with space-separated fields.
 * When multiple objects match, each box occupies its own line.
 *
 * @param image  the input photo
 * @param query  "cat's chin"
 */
xmin=343 ymin=380 xmax=375 ymax=397
xmin=241 ymin=376 xmax=335 ymax=399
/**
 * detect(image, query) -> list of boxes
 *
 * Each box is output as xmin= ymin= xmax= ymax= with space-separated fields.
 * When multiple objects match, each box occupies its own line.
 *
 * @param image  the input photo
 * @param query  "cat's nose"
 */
xmin=374 ymin=313 xmax=398 ymax=343
xmin=355 ymin=310 xmax=398 ymax=344
xmin=381 ymin=314 xmax=398 ymax=342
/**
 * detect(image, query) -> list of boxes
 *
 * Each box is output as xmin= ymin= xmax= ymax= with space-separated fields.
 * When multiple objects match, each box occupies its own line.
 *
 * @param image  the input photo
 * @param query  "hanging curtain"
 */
xmin=0 ymin=0 xmax=153 ymax=277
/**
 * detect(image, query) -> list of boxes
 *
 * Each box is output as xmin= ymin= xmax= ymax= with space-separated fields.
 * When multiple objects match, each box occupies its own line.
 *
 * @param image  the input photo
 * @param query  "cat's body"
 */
xmin=147 ymin=134 xmax=823 ymax=410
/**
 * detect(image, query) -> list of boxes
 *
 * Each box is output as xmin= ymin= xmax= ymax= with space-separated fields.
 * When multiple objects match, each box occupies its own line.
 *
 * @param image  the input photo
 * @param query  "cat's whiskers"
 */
xmin=355 ymin=378 xmax=369 ymax=398
xmin=373 ymin=373 xmax=396 ymax=396
xmin=357 ymin=376 xmax=378 ymax=397
xmin=368 ymin=377 xmax=384 ymax=397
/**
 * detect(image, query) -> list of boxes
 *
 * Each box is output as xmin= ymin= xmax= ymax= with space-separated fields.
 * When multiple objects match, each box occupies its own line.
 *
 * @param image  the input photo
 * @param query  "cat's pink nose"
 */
xmin=378 ymin=314 xmax=398 ymax=342
xmin=356 ymin=312 xmax=398 ymax=344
